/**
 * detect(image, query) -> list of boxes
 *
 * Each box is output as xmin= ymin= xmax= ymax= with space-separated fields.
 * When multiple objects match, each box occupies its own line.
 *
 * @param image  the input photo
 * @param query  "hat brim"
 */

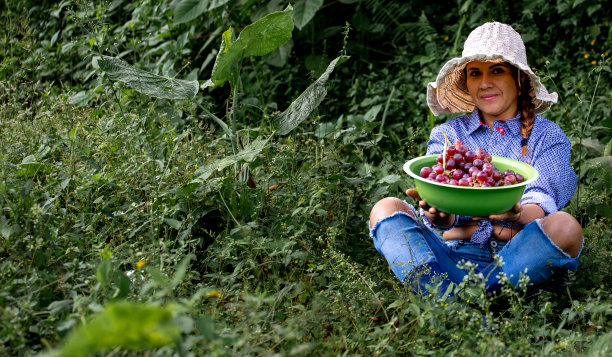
xmin=427 ymin=54 xmax=558 ymax=116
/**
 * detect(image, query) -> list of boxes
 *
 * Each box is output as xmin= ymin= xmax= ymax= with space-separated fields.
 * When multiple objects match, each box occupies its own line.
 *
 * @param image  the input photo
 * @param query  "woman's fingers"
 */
xmin=405 ymin=188 xmax=421 ymax=201
xmin=483 ymin=203 xmax=523 ymax=221
xmin=406 ymin=188 xmax=448 ymax=218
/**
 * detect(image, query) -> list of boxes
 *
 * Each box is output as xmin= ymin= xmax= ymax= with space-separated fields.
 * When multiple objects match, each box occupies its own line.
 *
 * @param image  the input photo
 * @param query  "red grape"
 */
xmin=420 ymin=166 xmax=433 ymax=178
xmin=476 ymin=171 xmax=487 ymax=183
xmin=445 ymin=159 xmax=456 ymax=170
xmin=464 ymin=151 xmax=475 ymax=163
xmin=434 ymin=164 xmax=445 ymax=175
xmin=452 ymin=169 xmax=464 ymax=181
xmin=504 ymin=174 xmax=517 ymax=184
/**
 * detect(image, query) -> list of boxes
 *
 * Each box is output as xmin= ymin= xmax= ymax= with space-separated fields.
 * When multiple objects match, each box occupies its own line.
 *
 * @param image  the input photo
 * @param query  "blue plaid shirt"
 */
xmin=422 ymin=109 xmax=577 ymax=243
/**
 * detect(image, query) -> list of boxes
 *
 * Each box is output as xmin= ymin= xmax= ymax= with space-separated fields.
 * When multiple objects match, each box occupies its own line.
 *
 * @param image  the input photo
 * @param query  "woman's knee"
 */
xmin=540 ymin=211 xmax=583 ymax=258
xmin=369 ymin=197 xmax=414 ymax=229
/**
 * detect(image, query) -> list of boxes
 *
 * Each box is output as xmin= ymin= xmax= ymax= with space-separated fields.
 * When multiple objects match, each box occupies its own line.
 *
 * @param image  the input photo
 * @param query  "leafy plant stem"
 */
xmin=230 ymin=67 xmax=242 ymax=172
xmin=218 ymin=191 xmax=240 ymax=227
xmin=355 ymin=270 xmax=389 ymax=323
xmin=575 ymin=64 xmax=602 ymax=223
xmin=198 ymin=103 xmax=232 ymax=138
xmin=378 ymin=86 xmax=396 ymax=135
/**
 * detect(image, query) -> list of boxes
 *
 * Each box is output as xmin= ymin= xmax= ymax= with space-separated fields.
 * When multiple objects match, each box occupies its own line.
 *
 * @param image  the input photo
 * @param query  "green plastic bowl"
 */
xmin=403 ymin=154 xmax=539 ymax=216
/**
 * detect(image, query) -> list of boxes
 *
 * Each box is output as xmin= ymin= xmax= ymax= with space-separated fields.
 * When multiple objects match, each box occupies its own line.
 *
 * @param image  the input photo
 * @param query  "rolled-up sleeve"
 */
xmin=520 ymin=126 xmax=577 ymax=214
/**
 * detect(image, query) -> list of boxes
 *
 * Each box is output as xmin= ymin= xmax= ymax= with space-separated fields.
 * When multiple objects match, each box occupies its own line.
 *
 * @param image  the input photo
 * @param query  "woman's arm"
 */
xmin=490 ymin=203 xmax=545 ymax=241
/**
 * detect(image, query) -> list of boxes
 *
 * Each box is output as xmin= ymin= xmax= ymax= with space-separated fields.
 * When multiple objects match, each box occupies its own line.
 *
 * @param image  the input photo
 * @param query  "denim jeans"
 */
xmin=369 ymin=208 xmax=581 ymax=294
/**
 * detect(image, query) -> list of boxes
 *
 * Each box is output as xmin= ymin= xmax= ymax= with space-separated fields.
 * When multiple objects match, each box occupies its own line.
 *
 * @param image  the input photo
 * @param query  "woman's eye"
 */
xmin=469 ymin=71 xmax=480 ymax=77
xmin=492 ymin=67 xmax=505 ymax=74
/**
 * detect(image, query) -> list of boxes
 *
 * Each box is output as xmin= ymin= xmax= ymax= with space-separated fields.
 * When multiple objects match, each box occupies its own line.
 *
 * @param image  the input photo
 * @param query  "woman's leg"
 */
xmin=369 ymin=198 xmax=467 ymax=294
xmin=540 ymin=211 xmax=583 ymax=258
xmin=482 ymin=212 xmax=583 ymax=291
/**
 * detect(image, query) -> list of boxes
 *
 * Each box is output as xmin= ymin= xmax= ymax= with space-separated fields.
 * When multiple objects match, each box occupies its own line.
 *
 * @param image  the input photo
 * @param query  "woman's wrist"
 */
xmin=430 ymin=213 xmax=457 ymax=231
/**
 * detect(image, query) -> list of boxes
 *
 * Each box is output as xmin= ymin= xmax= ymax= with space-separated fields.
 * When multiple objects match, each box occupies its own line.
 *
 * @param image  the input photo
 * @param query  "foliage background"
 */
xmin=1 ymin=0 xmax=610 ymax=355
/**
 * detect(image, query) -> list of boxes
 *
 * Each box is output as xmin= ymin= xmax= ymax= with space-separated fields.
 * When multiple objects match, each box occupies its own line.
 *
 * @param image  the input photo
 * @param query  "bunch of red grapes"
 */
xmin=419 ymin=140 xmax=524 ymax=187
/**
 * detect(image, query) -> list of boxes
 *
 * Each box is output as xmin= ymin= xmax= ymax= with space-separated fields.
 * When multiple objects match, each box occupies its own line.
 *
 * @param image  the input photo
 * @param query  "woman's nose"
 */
xmin=479 ymin=73 xmax=493 ymax=89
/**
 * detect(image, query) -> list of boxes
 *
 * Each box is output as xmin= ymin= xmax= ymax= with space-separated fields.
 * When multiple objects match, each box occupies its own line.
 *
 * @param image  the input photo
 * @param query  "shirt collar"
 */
xmin=465 ymin=109 xmax=523 ymax=135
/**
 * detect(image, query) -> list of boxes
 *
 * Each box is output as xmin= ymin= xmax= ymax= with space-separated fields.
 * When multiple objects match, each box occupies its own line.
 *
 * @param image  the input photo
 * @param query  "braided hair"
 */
xmin=517 ymin=70 xmax=535 ymax=156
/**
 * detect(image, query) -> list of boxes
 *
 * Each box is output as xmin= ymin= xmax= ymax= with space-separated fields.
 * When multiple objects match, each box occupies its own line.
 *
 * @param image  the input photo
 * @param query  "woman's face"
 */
xmin=465 ymin=61 xmax=519 ymax=124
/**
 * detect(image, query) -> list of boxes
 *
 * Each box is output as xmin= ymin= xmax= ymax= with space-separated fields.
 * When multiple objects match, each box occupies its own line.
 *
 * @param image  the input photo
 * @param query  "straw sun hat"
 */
xmin=427 ymin=21 xmax=558 ymax=116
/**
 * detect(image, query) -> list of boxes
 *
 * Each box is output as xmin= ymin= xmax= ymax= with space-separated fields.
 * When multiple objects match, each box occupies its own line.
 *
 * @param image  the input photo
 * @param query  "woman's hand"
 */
xmin=405 ymin=188 xmax=456 ymax=229
xmin=473 ymin=202 xmax=523 ymax=223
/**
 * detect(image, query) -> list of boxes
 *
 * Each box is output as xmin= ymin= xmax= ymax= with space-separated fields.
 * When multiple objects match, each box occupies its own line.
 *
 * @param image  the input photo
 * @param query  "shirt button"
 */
xmin=490 ymin=240 xmax=498 ymax=248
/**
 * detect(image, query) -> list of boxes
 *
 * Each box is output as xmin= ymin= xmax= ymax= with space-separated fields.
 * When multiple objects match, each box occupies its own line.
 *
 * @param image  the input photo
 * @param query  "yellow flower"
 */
xmin=206 ymin=290 xmax=222 ymax=298
xmin=579 ymin=83 xmax=583 ymax=87
xmin=591 ymin=60 xmax=597 ymax=65
xmin=443 ymin=36 xmax=449 ymax=41
xmin=584 ymin=53 xmax=590 ymax=59
xmin=185 ymin=165 xmax=189 ymax=169
xmin=605 ymin=52 xmax=609 ymax=56
xmin=136 ymin=260 xmax=146 ymax=268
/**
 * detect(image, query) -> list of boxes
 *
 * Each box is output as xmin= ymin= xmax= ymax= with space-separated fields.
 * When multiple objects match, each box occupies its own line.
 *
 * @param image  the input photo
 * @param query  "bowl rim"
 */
xmin=403 ymin=154 xmax=539 ymax=190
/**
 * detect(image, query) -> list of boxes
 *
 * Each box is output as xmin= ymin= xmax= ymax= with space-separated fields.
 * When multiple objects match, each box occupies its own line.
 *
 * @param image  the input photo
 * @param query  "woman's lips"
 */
xmin=481 ymin=94 xmax=499 ymax=101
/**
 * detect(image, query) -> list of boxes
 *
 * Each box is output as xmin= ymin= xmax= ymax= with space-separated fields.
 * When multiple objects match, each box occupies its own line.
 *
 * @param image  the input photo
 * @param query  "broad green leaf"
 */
xmin=604 ymin=138 xmax=612 ymax=156
xmin=174 ymin=0 xmax=231 ymax=25
xmin=93 ymin=56 xmax=198 ymax=100
xmin=15 ymin=162 xmax=52 ymax=176
xmin=292 ymin=0 xmax=323 ymax=30
xmin=584 ymin=156 xmax=612 ymax=171
xmin=174 ymin=0 xmax=209 ymax=24
xmin=163 ymin=218 xmax=182 ymax=230
xmin=0 ymin=216 xmax=20 ymax=240
xmin=96 ymin=253 xmax=113 ymax=288
xmin=49 ymin=302 xmax=180 ymax=356
xmin=69 ymin=90 xmax=92 ymax=107
xmin=205 ymin=27 xmax=242 ymax=88
xmin=273 ymin=55 xmax=349 ymax=135
xmin=193 ymin=136 xmax=271 ymax=180
xmin=112 ymin=271 xmax=131 ymax=300
xmin=170 ymin=254 xmax=194 ymax=290
xmin=205 ymin=6 xmax=294 ymax=88
xmin=240 ymin=6 xmax=294 ymax=57
xmin=266 ymin=40 xmax=293 ymax=67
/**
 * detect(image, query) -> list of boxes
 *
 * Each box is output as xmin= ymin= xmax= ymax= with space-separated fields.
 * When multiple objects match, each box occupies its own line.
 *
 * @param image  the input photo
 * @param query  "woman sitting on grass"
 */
xmin=368 ymin=22 xmax=583 ymax=294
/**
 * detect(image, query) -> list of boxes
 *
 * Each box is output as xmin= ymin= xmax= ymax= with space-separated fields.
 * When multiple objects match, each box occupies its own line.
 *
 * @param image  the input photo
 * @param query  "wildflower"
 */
xmin=584 ymin=53 xmax=590 ymax=59
xmin=129 ymin=21 xmax=134 ymax=28
xmin=579 ymin=83 xmax=583 ymax=87
xmin=591 ymin=60 xmax=597 ymax=65
xmin=136 ymin=260 xmax=146 ymax=268
xmin=443 ymin=36 xmax=449 ymax=41
xmin=185 ymin=165 xmax=189 ymax=169
xmin=194 ymin=164 xmax=198 ymax=169
xmin=590 ymin=39 xmax=595 ymax=45
xmin=206 ymin=290 xmax=222 ymax=298
xmin=605 ymin=52 xmax=609 ymax=56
